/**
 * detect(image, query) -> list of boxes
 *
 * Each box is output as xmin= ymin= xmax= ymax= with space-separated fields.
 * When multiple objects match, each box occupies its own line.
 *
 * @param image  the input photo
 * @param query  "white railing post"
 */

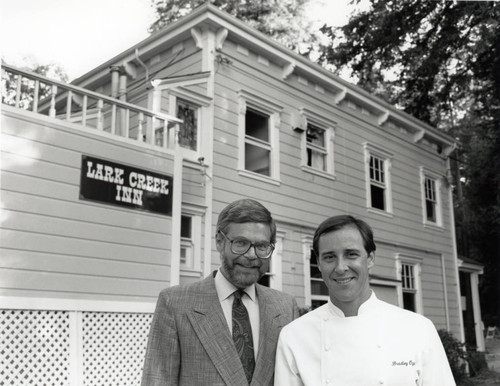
xmin=97 ymin=99 xmax=104 ymax=131
xmin=49 ymin=85 xmax=58 ymax=118
xmin=138 ymin=112 xmax=144 ymax=142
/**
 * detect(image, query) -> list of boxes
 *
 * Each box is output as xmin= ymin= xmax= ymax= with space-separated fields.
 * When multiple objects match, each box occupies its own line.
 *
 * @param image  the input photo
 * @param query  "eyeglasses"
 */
xmin=219 ymin=230 xmax=274 ymax=259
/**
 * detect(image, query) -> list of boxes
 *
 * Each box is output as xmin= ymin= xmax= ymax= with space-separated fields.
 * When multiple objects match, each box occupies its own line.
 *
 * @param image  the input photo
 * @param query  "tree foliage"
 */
xmin=149 ymin=0 xmax=318 ymax=54
xmin=318 ymin=0 xmax=500 ymax=327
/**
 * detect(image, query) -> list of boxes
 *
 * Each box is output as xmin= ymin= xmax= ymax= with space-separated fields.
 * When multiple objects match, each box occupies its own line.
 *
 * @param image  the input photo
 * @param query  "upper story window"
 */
xmin=245 ymin=108 xmax=271 ymax=175
xmin=396 ymin=255 xmax=423 ymax=314
xmin=238 ymin=90 xmax=282 ymax=184
xmin=364 ymin=143 xmax=393 ymax=214
xmin=420 ymin=167 xmax=443 ymax=227
xmin=307 ymin=123 xmax=327 ymax=170
xmin=176 ymin=98 xmax=198 ymax=152
xmin=296 ymin=109 xmax=335 ymax=178
xmin=151 ymin=84 xmax=211 ymax=161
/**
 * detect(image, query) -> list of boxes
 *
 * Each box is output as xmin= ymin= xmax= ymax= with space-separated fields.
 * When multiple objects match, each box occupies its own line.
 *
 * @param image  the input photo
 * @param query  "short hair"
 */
xmin=216 ymin=199 xmax=277 ymax=243
xmin=312 ymin=215 xmax=376 ymax=257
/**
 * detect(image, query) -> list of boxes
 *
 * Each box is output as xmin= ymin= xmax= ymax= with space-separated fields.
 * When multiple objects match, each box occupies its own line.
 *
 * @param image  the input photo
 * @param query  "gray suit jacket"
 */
xmin=141 ymin=272 xmax=299 ymax=385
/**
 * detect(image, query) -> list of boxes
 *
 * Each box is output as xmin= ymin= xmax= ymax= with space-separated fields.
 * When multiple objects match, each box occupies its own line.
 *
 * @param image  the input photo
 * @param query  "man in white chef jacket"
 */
xmin=275 ymin=215 xmax=456 ymax=386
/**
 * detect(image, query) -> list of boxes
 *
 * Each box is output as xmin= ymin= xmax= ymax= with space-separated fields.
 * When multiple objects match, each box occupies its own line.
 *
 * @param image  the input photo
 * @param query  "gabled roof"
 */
xmin=72 ymin=3 xmax=454 ymax=151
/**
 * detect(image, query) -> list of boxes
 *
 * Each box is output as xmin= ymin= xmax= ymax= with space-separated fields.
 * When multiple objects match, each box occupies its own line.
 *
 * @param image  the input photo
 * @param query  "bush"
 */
xmin=438 ymin=329 xmax=468 ymax=383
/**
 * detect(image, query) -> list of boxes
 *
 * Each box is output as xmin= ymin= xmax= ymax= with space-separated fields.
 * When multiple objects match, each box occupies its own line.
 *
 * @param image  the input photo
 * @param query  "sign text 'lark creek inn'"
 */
xmin=80 ymin=155 xmax=173 ymax=216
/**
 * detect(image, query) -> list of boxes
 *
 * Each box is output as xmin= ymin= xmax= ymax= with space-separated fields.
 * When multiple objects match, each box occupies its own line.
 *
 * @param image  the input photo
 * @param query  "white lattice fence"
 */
xmin=1 ymin=309 xmax=153 ymax=386
xmin=82 ymin=312 xmax=152 ymax=385
xmin=1 ymin=310 xmax=71 ymax=385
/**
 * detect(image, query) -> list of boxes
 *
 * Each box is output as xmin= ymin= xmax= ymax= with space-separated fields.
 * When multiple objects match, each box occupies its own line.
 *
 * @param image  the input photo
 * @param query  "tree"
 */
xmin=149 ymin=0 xmax=319 ymax=54
xmin=2 ymin=58 xmax=68 ymax=109
xmin=317 ymin=0 xmax=500 ymax=327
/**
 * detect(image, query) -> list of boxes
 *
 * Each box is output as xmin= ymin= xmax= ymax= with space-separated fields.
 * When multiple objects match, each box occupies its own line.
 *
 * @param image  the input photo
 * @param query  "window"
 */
xmin=364 ymin=143 xmax=393 ymax=214
xmin=307 ymin=123 xmax=327 ymax=171
xmin=424 ymin=177 xmax=437 ymax=222
xmin=245 ymin=108 xmax=271 ymax=176
xmin=420 ymin=167 xmax=442 ymax=227
xmin=298 ymin=109 xmax=335 ymax=178
xmin=396 ymin=255 xmax=422 ymax=313
xmin=401 ymin=263 xmax=417 ymax=312
xmin=176 ymin=98 xmax=198 ymax=151
xmin=238 ymin=90 xmax=281 ymax=182
xmin=302 ymin=236 xmax=329 ymax=309
xmin=179 ymin=205 xmax=204 ymax=273
xmin=257 ymin=231 xmax=284 ymax=290
xmin=151 ymin=83 xmax=211 ymax=160
xmin=180 ymin=215 xmax=193 ymax=267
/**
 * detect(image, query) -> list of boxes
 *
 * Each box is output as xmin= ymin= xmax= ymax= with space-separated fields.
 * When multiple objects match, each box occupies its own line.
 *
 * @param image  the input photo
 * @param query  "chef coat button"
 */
xmin=377 ymin=344 xmax=382 ymax=348
xmin=326 ymin=379 xmax=331 ymax=384
xmin=379 ymin=381 xmax=384 ymax=384
xmin=325 ymin=345 xmax=330 ymax=351
xmin=323 ymin=316 xmax=328 ymax=321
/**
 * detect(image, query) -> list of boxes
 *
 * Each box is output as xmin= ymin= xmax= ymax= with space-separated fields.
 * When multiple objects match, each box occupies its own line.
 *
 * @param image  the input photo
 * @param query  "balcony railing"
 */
xmin=1 ymin=63 xmax=182 ymax=149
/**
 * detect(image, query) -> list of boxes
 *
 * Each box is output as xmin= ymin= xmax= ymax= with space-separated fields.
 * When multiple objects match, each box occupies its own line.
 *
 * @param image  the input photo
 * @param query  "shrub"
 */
xmin=438 ymin=329 xmax=468 ymax=383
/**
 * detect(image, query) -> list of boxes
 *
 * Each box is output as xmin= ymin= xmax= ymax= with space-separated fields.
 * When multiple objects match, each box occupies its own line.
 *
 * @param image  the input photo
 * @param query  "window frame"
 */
xmin=237 ymin=90 xmax=282 ymax=184
xmin=152 ymin=85 xmax=211 ymax=161
xmin=179 ymin=204 xmax=205 ymax=274
xmin=420 ymin=167 xmax=443 ymax=228
xmin=302 ymin=235 xmax=329 ymax=308
xmin=395 ymin=255 xmax=423 ymax=314
xmin=299 ymin=108 xmax=336 ymax=179
xmin=363 ymin=143 xmax=393 ymax=215
xmin=258 ymin=230 xmax=284 ymax=290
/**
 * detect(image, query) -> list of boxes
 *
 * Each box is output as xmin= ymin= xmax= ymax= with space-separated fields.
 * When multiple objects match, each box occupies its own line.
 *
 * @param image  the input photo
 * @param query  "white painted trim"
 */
xmin=270 ymin=231 xmax=286 ymax=291
xmin=0 ymin=296 xmax=156 ymax=313
xmin=363 ymin=142 xmax=394 ymax=214
xmin=419 ymin=166 xmax=444 ymax=228
xmin=302 ymin=235 xmax=314 ymax=307
xmin=395 ymin=254 xmax=424 ymax=314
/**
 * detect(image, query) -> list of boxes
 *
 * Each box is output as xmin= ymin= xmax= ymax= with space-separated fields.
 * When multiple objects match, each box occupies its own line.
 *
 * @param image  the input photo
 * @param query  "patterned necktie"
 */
xmin=232 ymin=289 xmax=255 ymax=384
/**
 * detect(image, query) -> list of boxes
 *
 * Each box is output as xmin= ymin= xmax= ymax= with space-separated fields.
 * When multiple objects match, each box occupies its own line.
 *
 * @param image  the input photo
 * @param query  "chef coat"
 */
xmin=275 ymin=292 xmax=455 ymax=386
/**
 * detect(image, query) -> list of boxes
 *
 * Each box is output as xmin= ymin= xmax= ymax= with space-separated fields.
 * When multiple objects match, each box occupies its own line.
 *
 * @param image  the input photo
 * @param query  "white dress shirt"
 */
xmin=275 ymin=292 xmax=455 ymax=386
xmin=214 ymin=270 xmax=260 ymax=355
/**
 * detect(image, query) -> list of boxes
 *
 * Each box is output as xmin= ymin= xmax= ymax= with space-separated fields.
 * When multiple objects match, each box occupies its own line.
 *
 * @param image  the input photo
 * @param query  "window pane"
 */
xmin=307 ymin=149 xmax=326 ymax=170
xmin=181 ymin=215 xmax=192 ymax=238
xmin=403 ymin=292 xmax=416 ymax=312
xmin=371 ymin=184 xmax=385 ymax=210
xmin=311 ymin=299 xmax=327 ymax=310
xmin=246 ymin=108 xmax=269 ymax=141
xmin=176 ymin=99 xmax=198 ymax=151
xmin=245 ymin=143 xmax=270 ymax=175
xmin=306 ymin=124 xmax=325 ymax=147
xmin=311 ymin=280 xmax=329 ymax=296
xmin=426 ymin=200 xmax=436 ymax=222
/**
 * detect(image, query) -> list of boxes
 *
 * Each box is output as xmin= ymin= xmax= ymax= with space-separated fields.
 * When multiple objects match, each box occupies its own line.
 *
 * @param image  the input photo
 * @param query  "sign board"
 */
xmin=80 ymin=155 xmax=173 ymax=216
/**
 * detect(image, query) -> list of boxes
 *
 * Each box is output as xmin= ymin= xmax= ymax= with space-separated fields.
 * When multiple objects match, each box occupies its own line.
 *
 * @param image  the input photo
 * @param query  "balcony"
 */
xmin=1 ymin=63 xmax=182 ymax=148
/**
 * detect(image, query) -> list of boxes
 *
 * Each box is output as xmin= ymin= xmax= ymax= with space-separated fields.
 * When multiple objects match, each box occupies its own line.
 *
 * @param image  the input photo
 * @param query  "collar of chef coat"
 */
xmin=327 ymin=291 xmax=378 ymax=317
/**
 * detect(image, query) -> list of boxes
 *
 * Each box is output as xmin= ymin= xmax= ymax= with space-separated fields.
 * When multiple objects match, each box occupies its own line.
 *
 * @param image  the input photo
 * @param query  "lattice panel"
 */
xmin=0 ymin=309 xmax=71 ymax=385
xmin=82 ymin=312 xmax=153 ymax=385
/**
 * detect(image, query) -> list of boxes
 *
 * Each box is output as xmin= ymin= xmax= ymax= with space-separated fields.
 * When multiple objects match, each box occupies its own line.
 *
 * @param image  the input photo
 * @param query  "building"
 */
xmin=1 ymin=4 xmax=479 ymax=384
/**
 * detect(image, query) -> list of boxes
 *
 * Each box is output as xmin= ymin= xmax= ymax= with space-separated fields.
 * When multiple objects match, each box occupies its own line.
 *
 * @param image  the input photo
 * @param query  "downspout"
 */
xmin=448 ymin=154 xmax=466 ymax=340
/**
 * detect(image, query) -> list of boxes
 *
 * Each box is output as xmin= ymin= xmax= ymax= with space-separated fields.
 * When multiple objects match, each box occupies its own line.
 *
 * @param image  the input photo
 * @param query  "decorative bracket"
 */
xmin=282 ymin=61 xmax=295 ymax=80
xmin=216 ymin=28 xmax=228 ymax=50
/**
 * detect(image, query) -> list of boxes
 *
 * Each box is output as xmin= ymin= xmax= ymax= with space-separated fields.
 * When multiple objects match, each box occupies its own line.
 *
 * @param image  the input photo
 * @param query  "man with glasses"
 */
xmin=142 ymin=198 xmax=299 ymax=385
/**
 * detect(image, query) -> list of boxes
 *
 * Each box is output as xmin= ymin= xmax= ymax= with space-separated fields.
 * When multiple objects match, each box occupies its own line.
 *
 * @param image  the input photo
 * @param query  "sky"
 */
xmin=0 ymin=0 xmax=359 ymax=81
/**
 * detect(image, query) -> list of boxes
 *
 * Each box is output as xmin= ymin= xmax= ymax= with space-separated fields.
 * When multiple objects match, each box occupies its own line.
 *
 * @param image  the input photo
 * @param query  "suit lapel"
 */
xmin=187 ymin=275 xmax=247 ymax=385
xmin=251 ymin=286 xmax=284 ymax=386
